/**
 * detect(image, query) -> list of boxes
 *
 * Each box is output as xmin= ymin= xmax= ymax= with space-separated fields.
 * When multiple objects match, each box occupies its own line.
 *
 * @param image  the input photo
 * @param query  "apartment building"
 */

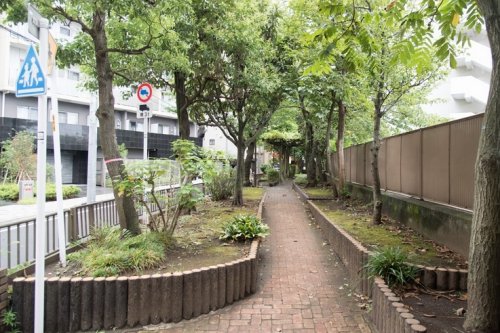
xmin=422 ymin=30 xmax=491 ymax=119
xmin=0 ymin=22 xmax=201 ymax=184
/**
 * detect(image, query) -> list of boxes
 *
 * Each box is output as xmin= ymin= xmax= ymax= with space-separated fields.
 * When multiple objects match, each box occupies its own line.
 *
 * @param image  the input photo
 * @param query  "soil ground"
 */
xmin=42 ymin=187 xmax=263 ymax=278
xmin=400 ymin=291 xmax=467 ymax=333
xmin=313 ymin=198 xmax=467 ymax=268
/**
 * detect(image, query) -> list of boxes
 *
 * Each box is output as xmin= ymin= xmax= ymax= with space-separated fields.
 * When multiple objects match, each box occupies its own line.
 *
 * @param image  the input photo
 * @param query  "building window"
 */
xmin=129 ymin=121 xmax=137 ymax=131
xmin=115 ymin=118 xmax=121 ymax=129
xmin=157 ymin=124 xmax=170 ymax=134
xmin=17 ymin=106 xmax=37 ymax=120
xmin=58 ymin=112 xmax=78 ymax=124
xmin=60 ymin=26 xmax=71 ymax=37
xmin=209 ymin=139 xmax=215 ymax=146
xmin=68 ymin=70 xmax=80 ymax=81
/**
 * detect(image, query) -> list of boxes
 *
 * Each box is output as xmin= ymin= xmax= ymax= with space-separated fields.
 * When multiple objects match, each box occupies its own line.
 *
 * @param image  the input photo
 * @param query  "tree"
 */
xmin=192 ymin=0 xmax=282 ymax=205
xmin=395 ymin=1 xmax=498 ymax=330
xmin=0 ymin=131 xmax=36 ymax=182
xmin=12 ymin=0 xmax=187 ymax=235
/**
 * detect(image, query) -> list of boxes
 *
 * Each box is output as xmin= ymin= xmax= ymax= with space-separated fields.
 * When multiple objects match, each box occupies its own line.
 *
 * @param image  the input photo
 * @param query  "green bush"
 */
xmin=220 ymin=215 xmax=270 ymax=241
xmin=366 ymin=247 xmax=417 ymax=287
xmin=260 ymin=164 xmax=270 ymax=174
xmin=294 ymin=173 xmax=307 ymax=186
xmin=45 ymin=184 xmax=81 ymax=200
xmin=68 ymin=227 xmax=167 ymax=277
xmin=0 ymin=183 xmax=19 ymax=201
xmin=0 ymin=183 xmax=81 ymax=201
xmin=206 ymin=168 xmax=235 ymax=201
xmin=266 ymin=169 xmax=279 ymax=186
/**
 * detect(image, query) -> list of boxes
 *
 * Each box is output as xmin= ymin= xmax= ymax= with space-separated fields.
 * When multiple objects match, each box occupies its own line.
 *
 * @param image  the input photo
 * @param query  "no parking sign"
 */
xmin=137 ymin=82 xmax=153 ymax=103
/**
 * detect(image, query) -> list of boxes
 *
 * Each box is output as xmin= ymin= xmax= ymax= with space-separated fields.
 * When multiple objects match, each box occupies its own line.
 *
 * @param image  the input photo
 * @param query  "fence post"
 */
xmin=68 ymin=208 xmax=78 ymax=242
xmin=88 ymin=204 xmax=96 ymax=231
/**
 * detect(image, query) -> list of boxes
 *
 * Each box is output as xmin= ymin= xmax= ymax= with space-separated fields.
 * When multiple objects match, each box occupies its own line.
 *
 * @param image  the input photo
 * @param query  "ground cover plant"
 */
xmin=220 ymin=215 xmax=269 ymax=241
xmin=366 ymin=246 xmax=417 ymax=288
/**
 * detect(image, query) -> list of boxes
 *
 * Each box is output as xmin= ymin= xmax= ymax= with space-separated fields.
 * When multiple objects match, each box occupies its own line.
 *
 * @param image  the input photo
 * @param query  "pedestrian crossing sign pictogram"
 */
xmin=16 ymin=45 xmax=46 ymax=97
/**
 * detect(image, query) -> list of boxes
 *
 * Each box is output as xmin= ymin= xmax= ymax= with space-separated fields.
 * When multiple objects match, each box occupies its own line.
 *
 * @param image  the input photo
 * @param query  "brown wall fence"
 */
xmin=334 ymin=114 xmax=483 ymax=210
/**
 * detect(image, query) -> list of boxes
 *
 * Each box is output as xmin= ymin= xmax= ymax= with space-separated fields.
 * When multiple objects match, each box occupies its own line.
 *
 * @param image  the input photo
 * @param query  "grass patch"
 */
xmin=302 ymin=187 xmax=333 ymax=198
xmin=243 ymin=187 xmax=264 ymax=201
xmin=68 ymin=227 xmax=167 ymax=277
xmin=314 ymin=201 xmax=446 ymax=266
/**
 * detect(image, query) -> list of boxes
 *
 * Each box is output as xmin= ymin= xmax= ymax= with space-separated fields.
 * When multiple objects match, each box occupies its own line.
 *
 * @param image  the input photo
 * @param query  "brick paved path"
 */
xmin=137 ymin=183 xmax=374 ymax=333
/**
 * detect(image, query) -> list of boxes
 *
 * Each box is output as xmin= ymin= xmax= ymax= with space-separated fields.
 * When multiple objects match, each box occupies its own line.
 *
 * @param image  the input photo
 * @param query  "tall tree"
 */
xmin=192 ymin=0 xmax=282 ymax=205
xmin=15 ymin=0 xmax=186 ymax=234
xmin=396 ymin=1 xmax=498 ymax=330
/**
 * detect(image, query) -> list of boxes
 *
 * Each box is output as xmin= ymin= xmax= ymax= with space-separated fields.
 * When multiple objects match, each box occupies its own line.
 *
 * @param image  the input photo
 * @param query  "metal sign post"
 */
xmin=34 ymin=17 xmax=48 ymax=333
xmin=137 ymin=83 xmax=153 ymax=226
xmin=16 ymin=10 xmax=49 ymax=332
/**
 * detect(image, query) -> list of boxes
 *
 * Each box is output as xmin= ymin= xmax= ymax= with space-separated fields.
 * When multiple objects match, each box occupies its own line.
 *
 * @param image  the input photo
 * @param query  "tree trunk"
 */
xmin=326 ymin=96 xmax=339 ymax=197
xmin=337 ymin=99 xmax=346 ymax=195
xmin=244 ymin=140 xmax=255 ymax=186
xmin=92 ymin=11 xmax=140 ymax=235
xmin=464 ymin=2 xmax=500 ymax=331
xmin=371 ymin=104 xmax=383 ymax=225
xmin=300 ymin=95 xmax=317 ymax=187
xmin=232 ymin=139 xmax=245 ymax=206
xmin=175 ymin=71 xmax=190 ymax=140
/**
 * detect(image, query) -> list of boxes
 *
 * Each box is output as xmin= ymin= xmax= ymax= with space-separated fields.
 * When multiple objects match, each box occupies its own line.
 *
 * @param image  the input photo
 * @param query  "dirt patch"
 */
xmin=314 ymin=198 xmax=467 ymax=268
xmin=399 ymin=290 xmax=467 ymax=333
xmin=42 ymin=188 xmax=264 ymax=278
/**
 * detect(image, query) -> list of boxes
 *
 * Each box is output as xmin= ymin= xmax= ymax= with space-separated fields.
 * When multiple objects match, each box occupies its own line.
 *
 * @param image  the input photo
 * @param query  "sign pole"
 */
xmin=50 ymin=82 xmax=67 ymax=267
xmin=34 ymin=17 xmax=49 ymax=333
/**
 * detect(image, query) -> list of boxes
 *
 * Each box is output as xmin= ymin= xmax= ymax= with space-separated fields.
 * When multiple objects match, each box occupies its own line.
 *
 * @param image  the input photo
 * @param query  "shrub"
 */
xmin=220 ymin=215 xmax=270 ymax=241
xmin=288 ymin=164 xmax=296 ymax=179
xmin=294 ymin=173 xmax=307 ymax=186
xmin=266 ymin=169 xmax=280 ymax=186
xmin=206 ymin=168 xmax=235 ymax=201
xmin=45 ymin=184 xmax=81 ymax=200
xmin=68 ymin=227 xmax=167 ymax=277
xmin=0 ymin=183 xmax=19 ymax=201
xmin=366 ymin=247 xmax=417 ymax=287
xmin=2 ymin=308 xmax=21 ymax=333
xmin=260 ymin=164 xmax=270 ymax=174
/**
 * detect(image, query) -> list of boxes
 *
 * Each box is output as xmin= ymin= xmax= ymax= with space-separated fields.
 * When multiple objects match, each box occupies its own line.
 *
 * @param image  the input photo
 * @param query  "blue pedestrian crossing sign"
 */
xmin=16 ymin=45 xmax=46 ymax=97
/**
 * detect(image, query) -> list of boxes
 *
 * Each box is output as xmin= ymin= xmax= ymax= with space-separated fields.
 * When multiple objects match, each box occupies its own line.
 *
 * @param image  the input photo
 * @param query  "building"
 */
xmin=423 ymin=30 xmax=491 ymax=119
xmin=0 ymin=22 xmax=201 ymax=185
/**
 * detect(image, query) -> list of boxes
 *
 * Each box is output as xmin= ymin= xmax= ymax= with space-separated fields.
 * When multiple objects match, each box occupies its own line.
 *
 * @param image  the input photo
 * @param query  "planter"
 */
xmin=11 ymin=194 xmax=267 ymax=332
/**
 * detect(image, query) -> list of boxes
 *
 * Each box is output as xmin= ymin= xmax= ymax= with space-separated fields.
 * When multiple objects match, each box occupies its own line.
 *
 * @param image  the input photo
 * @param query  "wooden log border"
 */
xmin=297 ymin=186 xmax=470 ymax=333
xmin=11 ymin=193 xmax=266 ymax=332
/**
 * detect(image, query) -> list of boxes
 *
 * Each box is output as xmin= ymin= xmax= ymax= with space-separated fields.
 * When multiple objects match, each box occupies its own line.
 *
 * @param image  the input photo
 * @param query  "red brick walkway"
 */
xmin=136 ymin=183 xmax=374 ymax=332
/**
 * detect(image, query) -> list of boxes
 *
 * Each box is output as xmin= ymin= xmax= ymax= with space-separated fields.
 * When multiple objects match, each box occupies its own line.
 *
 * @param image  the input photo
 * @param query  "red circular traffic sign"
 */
xmin=137 ymin=82 xmax=153 ymax=103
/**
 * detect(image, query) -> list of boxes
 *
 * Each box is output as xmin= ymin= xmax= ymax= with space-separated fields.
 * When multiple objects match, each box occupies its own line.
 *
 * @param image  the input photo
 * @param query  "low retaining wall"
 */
xmin=0 ymin=269 xmax=7 ymax=331
xmin=12 ymin=243 xmax=259 ymax=332
xmin=299 ymin=187 xmax=472 ymax=333
xmin=372 ymin=277 xmax=427 ymax=333
xmin=292 ymin=183 xmax=334 ymax=201
xmin=346 ymin=183 xmax=471 ymax=257
xmin=11 ymin=194 xmax=267 ymax=332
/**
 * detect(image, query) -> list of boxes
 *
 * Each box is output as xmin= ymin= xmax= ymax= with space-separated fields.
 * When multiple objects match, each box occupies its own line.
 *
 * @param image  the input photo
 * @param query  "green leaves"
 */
xmin=220 ymin=215 xmax=270 ymax=241
xmin=366 ymin=247 xmax=417 ymax=287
